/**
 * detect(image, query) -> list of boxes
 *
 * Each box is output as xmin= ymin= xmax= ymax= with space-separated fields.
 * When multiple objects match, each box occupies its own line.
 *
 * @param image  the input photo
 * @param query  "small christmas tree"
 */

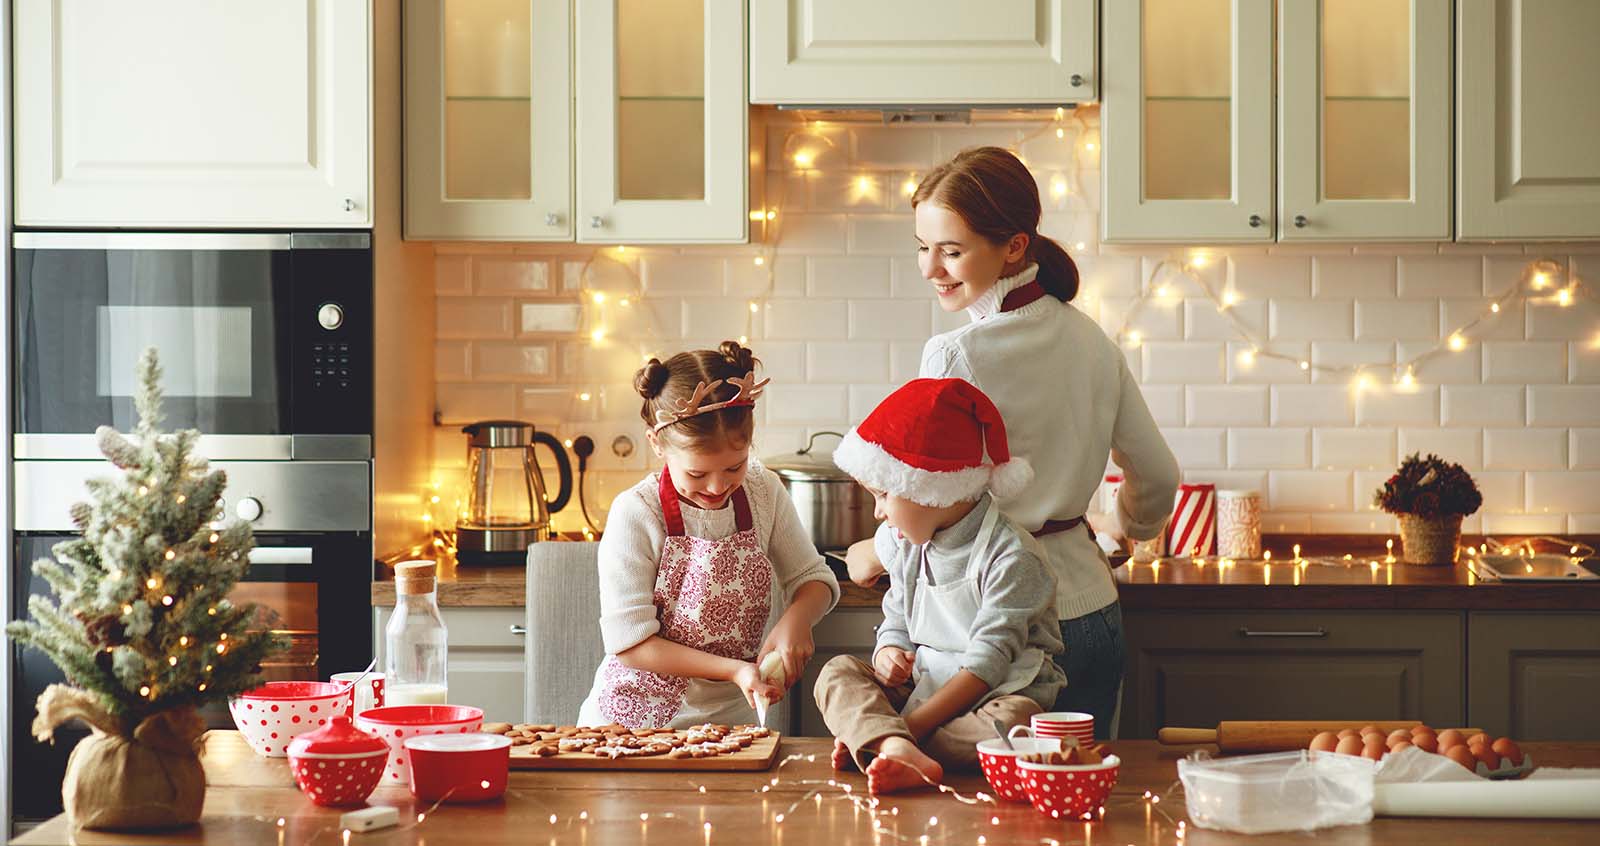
xmin=7 ymin=348 xmax=286 ymax=733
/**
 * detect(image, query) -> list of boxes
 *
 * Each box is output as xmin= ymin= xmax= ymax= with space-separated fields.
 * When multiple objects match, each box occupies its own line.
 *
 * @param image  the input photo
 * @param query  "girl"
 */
xmin=847 ymin=147 xmax=1180 ymax=739
xmin=578 ymin=341 xmax=840 ymax=728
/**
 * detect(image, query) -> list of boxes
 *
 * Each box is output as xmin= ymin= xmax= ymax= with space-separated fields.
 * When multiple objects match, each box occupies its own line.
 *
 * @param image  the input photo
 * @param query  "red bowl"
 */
xmin=976 ymin=738 xmax=1066 ymax=803
xmin=404 ymin=733 xmax=512 ymax=803
xmin=354 ymin=705 xmax=484 ymax=785
xmin=1017 ymin=755 xmax=1121 ymax=821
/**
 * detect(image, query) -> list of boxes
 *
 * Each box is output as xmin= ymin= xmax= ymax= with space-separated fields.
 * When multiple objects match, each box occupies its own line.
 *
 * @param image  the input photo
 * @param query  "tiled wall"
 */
xmin=426 ymin=111 xmax=1600 ymax=538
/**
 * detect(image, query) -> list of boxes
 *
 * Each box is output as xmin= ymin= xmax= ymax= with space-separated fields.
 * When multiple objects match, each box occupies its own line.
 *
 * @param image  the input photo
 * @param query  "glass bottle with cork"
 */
xmin=384 ymin=560 xmax=449 ymax=705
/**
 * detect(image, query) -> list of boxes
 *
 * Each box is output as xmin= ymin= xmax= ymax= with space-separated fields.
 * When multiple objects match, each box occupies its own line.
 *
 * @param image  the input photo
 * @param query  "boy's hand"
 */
xmin=732 ymin=662 xmax=784 ymax=709
xmin=873 ymin=646 xmax=914 ymax=687
xmin=758 ymin=610 xmax=815 ymax=687
xmin=846 ymin=538 xmax=887 ymax=586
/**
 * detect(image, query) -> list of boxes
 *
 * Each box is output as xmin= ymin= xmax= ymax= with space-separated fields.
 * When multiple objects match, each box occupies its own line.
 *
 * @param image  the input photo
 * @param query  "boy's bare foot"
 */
xmin=831 ymin=739 xmax=858 ymax=772
xmin=865 ymin=737 xmax=943 ymax=795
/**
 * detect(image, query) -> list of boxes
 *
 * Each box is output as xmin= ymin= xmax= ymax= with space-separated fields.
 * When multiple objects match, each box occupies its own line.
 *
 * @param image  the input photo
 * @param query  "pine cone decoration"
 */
xmin=83 ymin=613 xmax=129 ymax=647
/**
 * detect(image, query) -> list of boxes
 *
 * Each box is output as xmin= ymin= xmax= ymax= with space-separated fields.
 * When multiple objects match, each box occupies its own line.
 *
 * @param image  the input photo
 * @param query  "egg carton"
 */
xmin=1475 ymin=754 xmax=1536 ymax=780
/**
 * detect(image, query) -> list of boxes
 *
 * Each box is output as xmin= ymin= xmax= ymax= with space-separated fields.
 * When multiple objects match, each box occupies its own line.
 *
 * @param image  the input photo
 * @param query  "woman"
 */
xmin=847 ymin=147 xmax=1179 ymax=739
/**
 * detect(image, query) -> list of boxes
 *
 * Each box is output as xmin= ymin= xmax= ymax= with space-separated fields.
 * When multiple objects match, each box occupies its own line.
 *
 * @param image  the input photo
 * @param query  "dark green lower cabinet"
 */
xmin=1467 ymin=612 xmax=1600 ymax=741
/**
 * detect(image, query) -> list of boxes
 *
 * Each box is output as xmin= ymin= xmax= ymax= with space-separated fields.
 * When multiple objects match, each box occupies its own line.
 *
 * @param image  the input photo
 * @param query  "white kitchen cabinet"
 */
xmin=373 ymin=606 xmax=527 ymax=724
xmin=14 ymin=0 xmax=371 ymax=228
xmin=794 ymin=606 xmax=881 ymax=738
xmin=1457 ymin=0 xmax=1600 ymax=241
xmin=750 ymin=0 xmax=1097 ymax=105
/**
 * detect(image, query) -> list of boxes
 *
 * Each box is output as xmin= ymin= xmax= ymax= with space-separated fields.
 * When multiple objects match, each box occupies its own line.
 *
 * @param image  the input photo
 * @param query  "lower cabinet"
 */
xmin=1468 ymin=612 xmax=1600 ymax=741
xmin=1120 ymin=610 xmax=1465 ymax=738
xmin=372 ymin=606 xmax=528 ymax=725
xmin=795 ymin=607 xmax=882 ymax=738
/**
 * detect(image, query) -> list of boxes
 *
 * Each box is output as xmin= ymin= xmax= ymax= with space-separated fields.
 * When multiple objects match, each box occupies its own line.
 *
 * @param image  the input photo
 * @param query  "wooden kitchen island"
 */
xmin=13 ymin=733 xmax=1600 ymax=846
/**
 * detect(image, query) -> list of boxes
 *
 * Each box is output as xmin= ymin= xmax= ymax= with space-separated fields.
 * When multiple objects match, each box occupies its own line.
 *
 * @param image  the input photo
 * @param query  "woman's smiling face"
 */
xmin=915 ymin=202 xmax=1027 ymax=312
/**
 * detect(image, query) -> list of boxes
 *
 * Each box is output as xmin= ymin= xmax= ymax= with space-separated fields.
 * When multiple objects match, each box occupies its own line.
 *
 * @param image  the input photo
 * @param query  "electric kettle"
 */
xmin=456 ymin=420 xmax=573 ymax=565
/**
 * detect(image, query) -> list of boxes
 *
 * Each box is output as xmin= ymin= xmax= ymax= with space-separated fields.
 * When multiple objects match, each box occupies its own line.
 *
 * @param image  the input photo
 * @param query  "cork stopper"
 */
xmin=394 ymin=560 xmax=437 ymax=595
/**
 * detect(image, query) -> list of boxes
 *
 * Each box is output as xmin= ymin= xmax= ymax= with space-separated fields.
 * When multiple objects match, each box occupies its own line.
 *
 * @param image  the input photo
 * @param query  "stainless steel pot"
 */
xmin=764 ymin=432 xmax=878 ymax=552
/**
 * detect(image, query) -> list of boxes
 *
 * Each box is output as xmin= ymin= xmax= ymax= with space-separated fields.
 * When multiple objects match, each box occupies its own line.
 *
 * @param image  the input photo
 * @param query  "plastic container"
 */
xmin=1178 ymin=750 xmax=1376 ymax=834
xmin=404 ymin=733 xmax=512 ymax=803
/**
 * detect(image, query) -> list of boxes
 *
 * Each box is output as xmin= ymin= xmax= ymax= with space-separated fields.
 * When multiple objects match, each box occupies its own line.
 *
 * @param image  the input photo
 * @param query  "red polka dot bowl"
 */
xmin=404 ymin=733 xmax=512 ymax=803
xmin=1016 ymin=754 xmax=1121 ymax=821
xmin=287 ymin=714 xmax=390 ymax=807
xmin=976 ymin=737 xmax=1071 ymax=803
xmin=353 ymin=704 xmax=484 ymax=785
xmin=228 ymin=681 xmax=354 ymax=757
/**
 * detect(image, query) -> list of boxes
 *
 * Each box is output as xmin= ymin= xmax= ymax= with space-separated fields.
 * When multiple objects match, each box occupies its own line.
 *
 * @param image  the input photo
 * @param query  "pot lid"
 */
xmin=288 ymin=714 xmax=387 ymax=757
xmin=764 ymin=432 xmax=855 ymax=482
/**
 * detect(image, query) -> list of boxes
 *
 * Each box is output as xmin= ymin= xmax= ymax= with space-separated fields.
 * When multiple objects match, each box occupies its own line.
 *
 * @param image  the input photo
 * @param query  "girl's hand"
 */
xmin=758 ymin=610 xmax=816 ymax=687
xmin=873 ymin=646 xmax=914 ymax=687
xmin=732 ymin=662 xmax=784 ymax=709
xmin=845 ymin=538 xmax=887 ymax=586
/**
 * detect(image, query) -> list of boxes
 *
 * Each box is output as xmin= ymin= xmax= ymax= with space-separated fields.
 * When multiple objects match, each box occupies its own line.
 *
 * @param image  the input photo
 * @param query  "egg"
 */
xmin=1467 ymin=732 xmax=1490 ymax=749
xmin=1390 ymin=739 xmax=1414 ymax=753
xmin=1335 ymin=735 xmax=1365 ymax=757
xmin=1387 ymin=729 xmax=1413 ymax=745
xmin=1358 ymin=725 xmax=1380 ymax=736
xmin=1309 ymin=731 xmax=1340 ymax=752
xmin=1361 ymin=738 xmax=1386 ymax=761
xmin=1337 ymin=728 xmax=1361 ymax=740
xmin=1436 ymin=729 xmax=1465 ymax=749
xmin=1472 ymin=745 xmax=1501 ymax=771
xmin=1443 ymin=745 xmax=1477 ymax=772
xmin=1491 ymin=737 xmax=1523 ymax=767
xmin=1411 ymin=732 xmax=1439 ymax=753
xmin=1410 ymin=724 xmax=1435 ymax=736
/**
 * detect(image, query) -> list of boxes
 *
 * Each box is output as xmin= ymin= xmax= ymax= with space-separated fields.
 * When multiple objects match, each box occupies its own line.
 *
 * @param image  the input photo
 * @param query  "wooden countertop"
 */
xmin=16 ymin=732 xmax=1600 ymax=845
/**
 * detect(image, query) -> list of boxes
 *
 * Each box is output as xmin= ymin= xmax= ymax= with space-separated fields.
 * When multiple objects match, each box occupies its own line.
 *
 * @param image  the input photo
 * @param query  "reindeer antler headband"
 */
xmin=651 ymin=372 xmax=771 ymax=433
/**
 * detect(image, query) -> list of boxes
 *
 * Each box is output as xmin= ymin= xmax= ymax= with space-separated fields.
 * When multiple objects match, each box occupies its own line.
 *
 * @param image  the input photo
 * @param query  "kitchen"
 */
xmin=5 ymin=0 xmax=1600 ymax=843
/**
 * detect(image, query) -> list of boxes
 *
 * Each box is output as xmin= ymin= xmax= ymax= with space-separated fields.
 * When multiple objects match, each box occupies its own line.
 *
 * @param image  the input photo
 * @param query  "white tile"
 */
xmin=1484 ymin=428 xmax=1568 ymax=470
xmin=554 ymin=421 xmax=647 ymax=472
xmin=890 ymin=341 xmax=925 ymax=381
xmin=621 ymin=298 xmax=683 ymax=340
xmin=1181 ymin=469 xmax=1268 ymax=496
xmin=1569 ymin=514 xmax=1600 ymax=534
xmin=1187 ymin=386 xmax=1270 ymax=426
xmin=435 ymin=255 xmax=471 ymax=294
xmin=1527 ymin=301 xmax=1597 ymax=340
xmin=1355 ymin=300 xmax=1438 ymax=340
xmin=1483 ymin=513 xmax=1567 ymax=534
xmin=1310 ymin=341 xmax=1394 ymax=383
xmin=1574 ymin=429 xmax=1600 ymax=469
xmin=682 ymin=298 xmax=754 ymax=341
xmin=766 ymin=385 xmax=849 ymax=425
xmin=1260 ymin=513 xmax=1311 ymax=534
xmin=1143 ymin=256 xmax=1222 ymax=298
xmin=1311 ymin=512 xmax=1398 ymax=533
xmin=754 ymin=341 xmax=806 ymax=384
xmin=752 ymin=425 xmax=810 ymax=454
xmin=890 ymin=256 xmax=931 ymax=298
xmin=439 ymin=298 xmax=514 ymax=339
xmin=1161 ymin=428 xmax=1227 ymax=469
xmin=1229 ymin=256 xmax=1313 ymax=299
xmin=474 ymin=342 xmax=554 ymax=381
xmin=1397 ymin=256 xmax=1482 ymax=298
xmin=1142 ymin=342 xmax=1225 ymax=384
xmin=1356 ymin=387 xmax=1439 ymax=426
xmin=726 ymin=255 xmax=805 ymax=297
xmin=1484 ymin=255 xmax=1540 ymax=297
xmin=1312 ymin=256 xmax=1396 ymax=298
xmin=773 ymin=214 xmax=848 ymax=254
xmin=1353 ymin=471 xmax=1396 ymax=511
xmin=1230 ymin=342 xmax=1312 ymax=384
xmin=932 ymin=303 xmax=967 ymax=335
xmin=1398 ymin=429 xmax=1484 ymax=470
xmin=1312 ymin=429 xmax=1396 ymax=471
xmin=848 ymin=215 xmax=912 ymax=255
xmin=807 ymin=342 xmax=890 ymax=383
xmin=1140 ymin=385 xmax=1185 ymax=427
xmin=1441 ymin=386 xmax=1524 ymax=427
xmin=935 ymin=125 xmax=1028 ymax=156
xmin=519 ymin=387 xmax=589 ymax=426
xmin=850 ymin=300 xmax=934 ymax=340
xmin=1482 ymin=341 xmax=1566 ymax=384
xmin=1442 ymin=298 xmax=1523 ymax=341
xmin=642 ymin=256 xmax=724 ymax=296
xmin=1076 ymin=255 xmax=1143 ymax=299
xmin=1099 ymin=297 xmax=1184 ymax=341
xmin=1571 ymin=342 xmax=1600 ymax=384
xmin=1270 ymin=385 xmax=1354 ymax=426
xmin=435 ymin=341 xmax=470 ymax=380
xmin=848 ymin=384 xmax=899 ymax=422
xmin=1398 ymin=341 xmax=1481 ymax=385
xmin=763 ymin=299 xmax=849 ymax=340
xmin=1473 ymin=471 xmax=1525 ymax=517
xmin=1186 ymin=300 xmax=1267 ymax=341
xmin=769 ymin=124 xmax=849 ymax=171
xmin=1271 ymin=300 xmax=1353 ymax=340
xmin=475 ymin=257 xmax=552 ymax=293
xmin=809 ymin=172 xmax=890 ymax=212
xmin=1268 ymin=471 xmax=1353 ymax=511
xmin=437 ymin=383 xmax=518 ymax=424
xmin=1228 ymin=428 xmax=1310 ymax=468
xmin=1529 ymin=386 xmax=1600 ymax=426
xmin=852 ymin=126 xmax=938 ymax=168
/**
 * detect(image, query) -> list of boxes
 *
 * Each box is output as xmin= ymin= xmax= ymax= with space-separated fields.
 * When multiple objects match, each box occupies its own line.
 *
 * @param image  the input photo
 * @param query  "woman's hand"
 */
xmin=1084 ymin=510 xmax=1129 ymax=553
xmin=845 ymin=537 xmax=887 ymax=586
xmin=873 ymin=646 xmax=914 ymax=687
xmin=758 ymin=608 xmax=816 ymax=688
xmin=732 ymin=662 xmax=784 ymax=709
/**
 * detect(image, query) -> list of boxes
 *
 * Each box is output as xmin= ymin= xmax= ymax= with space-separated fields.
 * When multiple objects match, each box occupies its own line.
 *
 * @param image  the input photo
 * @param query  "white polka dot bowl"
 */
xmin=353 ymin=704 xmax=484 ymax=786
xmin=228 ymin=681 xmax=354 ymax=757
xmin=404 ymin=733 xmax=512 ymax=803
xmin=286 ymin=714 xmax=390 ymax=807
xmin=976 ymin=737 xmax=1068 ymax=803
xmin=1016 ymin=754 xmax=1121 ymax=821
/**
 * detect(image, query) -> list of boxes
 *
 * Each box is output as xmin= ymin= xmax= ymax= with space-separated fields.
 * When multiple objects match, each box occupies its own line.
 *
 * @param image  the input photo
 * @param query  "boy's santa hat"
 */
xmin=833 ymin=378 xmax=1033 ymax=507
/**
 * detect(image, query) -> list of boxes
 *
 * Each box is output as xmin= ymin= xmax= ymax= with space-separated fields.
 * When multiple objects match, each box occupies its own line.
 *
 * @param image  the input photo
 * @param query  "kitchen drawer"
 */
xmin=795 ymin=607 xmax=882 ymax=738
xmin=1121 ymin=610 xmax=1465 ymax=738
xmin=372 ymin=607 xmax=527 ymax=724
xmin=1468 ymin=612 xmax=1600 ymax=741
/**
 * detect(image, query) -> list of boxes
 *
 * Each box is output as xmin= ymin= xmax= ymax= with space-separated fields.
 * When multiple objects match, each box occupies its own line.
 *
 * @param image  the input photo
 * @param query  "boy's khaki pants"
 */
xmin=813 ymin=654 xmax=1041 ymax=771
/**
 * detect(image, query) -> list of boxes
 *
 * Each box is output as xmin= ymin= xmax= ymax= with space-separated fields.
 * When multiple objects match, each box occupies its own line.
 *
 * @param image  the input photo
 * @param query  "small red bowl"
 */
xmin=1017 ymin=754 xmax=1121 ymax=821
xmin=977 ymin=737 xmax=1067 ymax=803
xmin=404 ymin=733 xmax=512 ymax=803
xmin=287 ymin=715 xmax=390 ymax=807
xmin=354 ymin=705 xmax=484 ymax=785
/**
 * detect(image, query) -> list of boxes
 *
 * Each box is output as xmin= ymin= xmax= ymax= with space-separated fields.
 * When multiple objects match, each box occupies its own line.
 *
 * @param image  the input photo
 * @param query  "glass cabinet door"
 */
xmin=576 ymin=0 xmax=747 ymax=243
xmin=404 ymin=0 xmax=572 ymax=240
xmin=1102 ymin=0 xmax=1274 ymax=242
xmin=1279 ymin=0 xmax=1450 ymax=240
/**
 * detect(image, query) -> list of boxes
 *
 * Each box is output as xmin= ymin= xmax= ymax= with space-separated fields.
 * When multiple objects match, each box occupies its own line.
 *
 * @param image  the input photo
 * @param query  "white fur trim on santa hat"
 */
xmin=834 ymin=428 xmax=1026 ymax=508
xmin=988 ymin=456 xmax=1034 ymax=499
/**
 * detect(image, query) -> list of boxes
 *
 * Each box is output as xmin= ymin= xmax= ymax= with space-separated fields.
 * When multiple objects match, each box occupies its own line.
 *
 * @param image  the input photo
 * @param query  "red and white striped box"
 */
xmin=1166 ymin=483 xmax=1217 ymax=558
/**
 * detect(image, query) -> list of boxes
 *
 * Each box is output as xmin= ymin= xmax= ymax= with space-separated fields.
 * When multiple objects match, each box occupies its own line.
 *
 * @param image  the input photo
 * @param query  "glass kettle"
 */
xmin=455 ymin=420 xmax=573 ymax=565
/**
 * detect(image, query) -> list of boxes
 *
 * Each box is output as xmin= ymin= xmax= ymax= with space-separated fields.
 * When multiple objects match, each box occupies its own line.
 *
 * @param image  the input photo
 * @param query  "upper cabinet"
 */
xmin=14 ymin=0 xmax=371 ymax=229
xmin=750 ymin=0 xmax=1097 ymax=105
xmin=1457 ymin=0 xmax=1600 ymax=241
xmin=405 ymin=0 xmax=747 ymax=243
xmin=1103 ymin=0 xmax=1451 ymax=243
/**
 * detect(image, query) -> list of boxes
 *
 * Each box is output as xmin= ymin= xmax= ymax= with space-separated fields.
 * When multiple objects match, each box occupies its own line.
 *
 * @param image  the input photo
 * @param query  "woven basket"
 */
xmin=1398 ymin=513 xmax=1463 ymax=565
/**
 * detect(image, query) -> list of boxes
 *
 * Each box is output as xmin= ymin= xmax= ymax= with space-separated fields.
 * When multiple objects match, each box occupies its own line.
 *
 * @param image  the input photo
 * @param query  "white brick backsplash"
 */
xmin=767 ymin=385 xmax=848 ymax=425
xmin=1485 ymin=428 xmax=1568 ymax=470
xmin=1529 ymin=386 xmax=1600 ymax=426
xmin=1398 ymin=341 xmax=1481 ymax=384
xmin=1229 ymin=428 xmax=1310 ymax=468
xmin=848 ymin=384 xmax=898 ymax=422
xmin=848 ymin=215 xmax=911 ymax=255
xmin=1162 ymin=427 xmax=1227 ymax=469
xmin=764 ymin=299 xmax=848 ymax=340
xmin=436 ymin=255 xmax=471 ymax=294
xmin=1574 ymin=429 xmax=1600 ymax=469
xmin=1229 ymin=256 xmax=1312 ymax=299
xmin=1187 ymin=300 xmax=1267 ymax=341
xmin=1572 ymin=342 xmax=1600 ymax=383
xmin=1269 ymin=471 xmax=1353 ymax=511
xmin=890 ymin=257 xmax=930 ymax=298
xmin=1483 ymin=342 xmax=1566 ymax=384
xmin=1271 ymin=385 xmax=1354 ymax=426
xmin=1355 ymin=300 xmax=1437 ymax=340
xmin=682 ymin=298 xmax=753 ymax=341
xmin=474 ymin=257 xmax=551 ymax=293
xmin=437 ymin=383 xmax=517 ymax=424
xmin=890 ymin=341 xmax=924 ymax=381
xmin=520 ymin=387 xmax=587 ymax=426
xmin=1311 ymin=342 xmax=1393 ymax=384
xmin=851 ymin=300 xmax=933 ymax=340
xmin=809 ymin=172 xmax=889 ymax=212
xmin=1312 ymin=256 xmax=1396 ymax=298
xmin=1483 ymin=513 xmax=1567 ymax=534
xmin=1232 ymin=342 xmax=1312 ymax=384
xmin=1077 ymin=255 xmax=1142 ymax=299
xmin=1441 ymin=385 xmax=1524 ymax=427
xmin=1397 ymin=256 xmax=1482 ymax=298
xmin=726 ymin=255 xmax=804 ymax=297
xmin=755 ymin=341 xmax=806 ymax=384
xmin=852 ymin=126 xmax=938 ymax=168
xmin=642 ymin=256 xmax=724 ymax=296
xmin=1473 ymin=470 xmax=1525 ymax=515
xmin=1442 ymin=298 xmax=1522 ymax=341
xmin=1527 ymin=301 xmax=1598 ymax=340
xmin=436 ymin=342 xmax=470 ymax=380
xmin=474 ymin=342 xmax=554 ymax=381
xmin=1261 ymin=513 xmax=1311 ymax=534
xmin=1311 ymin=512 xmax=1397 ymax=533
xmin=439 ymin=298 xmax=514 ymax=339
xmin=1187 ymin=386 xmax=1269 ymax=426
xmin=517 ymin=302 xmax=582 ymax=335
xmin=773 ymin=214 xmax=847 ymax=254
xmin=1140 ymin=385 xmax=1185 ymax=427
xmin=1356 ymin=388 xmax=1439 ymax=426
xmin=1399 ymin=429 xmax=1484 ymax=469
xmin=1313 ymin=429 xmax=1396 ymax=470
xmin=1099 ymin=298 xmax=1183 ymax=341
xmin=625 ymin=299 xmax=683 ymax=340
xmin=1353 ymin=471 xmax=1393 ymax=509
xmin=808 ymin=342 xmax=889 ymax=383
xmin=1570 ymin=514 xmax=1600 ymax=534
xmin=808 ymin=256 xmax=892 ymax=297
xmin=1272 ymin=300 xmax=1353 ymax=340
xmin=1143 ymin=256 xmax=1222 ymax=298
xmin=935 ymin=125 xmax=1029 ymax=155
xmin=1182 ymin=469 xmax=1268 ymax=496
xmin=1142 ymin=341 xmax=1224 ymax=384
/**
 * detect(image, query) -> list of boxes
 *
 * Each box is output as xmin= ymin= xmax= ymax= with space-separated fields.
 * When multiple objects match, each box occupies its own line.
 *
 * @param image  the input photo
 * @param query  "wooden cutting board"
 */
xmin=1159 ymin=721 xmax=1484 ymax=753
xmin=508 ymin=732 xmax=782 ymax=771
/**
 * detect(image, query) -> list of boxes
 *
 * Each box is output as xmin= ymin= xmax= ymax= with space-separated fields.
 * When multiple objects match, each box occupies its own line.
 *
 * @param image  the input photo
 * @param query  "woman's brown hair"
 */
xmin=911 ymin=146 xmax=1079 ymax=302
xmin=634 ymin=340 xmax=761 ymax=450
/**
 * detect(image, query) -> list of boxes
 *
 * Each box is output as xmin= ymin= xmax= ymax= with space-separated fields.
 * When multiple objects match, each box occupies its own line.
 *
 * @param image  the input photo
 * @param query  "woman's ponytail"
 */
xmin=1031 ymin=233 xmax=1079 ymax=303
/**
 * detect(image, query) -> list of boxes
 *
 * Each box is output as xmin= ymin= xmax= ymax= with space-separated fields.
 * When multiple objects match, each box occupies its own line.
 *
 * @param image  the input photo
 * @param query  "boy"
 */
xmin=818 ymin=378 xmax=1064 ymax=794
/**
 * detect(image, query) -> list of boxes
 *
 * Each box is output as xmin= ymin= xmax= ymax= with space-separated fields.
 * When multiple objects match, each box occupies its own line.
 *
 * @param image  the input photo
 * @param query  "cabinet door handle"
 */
xmin=1248 ymin=214 xmax=1263 ymax=228
xmin=1070 ymin=73 xmax=1086 ymax=87
xmin=545 ymin=212 xmax=562 ymax=227
xmin=1239 ymin=627 xmax=1327 ymax=638
xmin=509 ymin=625 xmax=527 ymax=636
xmin=343 ymin=198 xmax=356 ymax=212
xmin=1293 ymin=214 xmax=1309 ymax=228
xmin=589 ymin=215 xmax=605 ymax=229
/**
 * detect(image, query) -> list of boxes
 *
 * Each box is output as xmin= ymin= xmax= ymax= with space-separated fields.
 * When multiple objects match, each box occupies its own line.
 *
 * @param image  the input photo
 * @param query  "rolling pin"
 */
xmin=1158 ymin=721 xmax=1485 ymax=753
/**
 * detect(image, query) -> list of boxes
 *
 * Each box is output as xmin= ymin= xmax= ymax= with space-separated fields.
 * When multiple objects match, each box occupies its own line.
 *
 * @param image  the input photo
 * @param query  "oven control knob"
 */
xmin=317 ymin=303 xmax=345 ymax=331
xmin=235 ymin=497 xmax=264 ymax=522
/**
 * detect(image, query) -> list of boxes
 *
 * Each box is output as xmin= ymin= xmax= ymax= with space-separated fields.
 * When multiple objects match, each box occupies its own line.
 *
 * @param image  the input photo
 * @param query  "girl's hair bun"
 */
xmin=633 ymin=358 xmax=670 ymax=399
xmin=719 ymin=340 xmax=756 ymax=374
